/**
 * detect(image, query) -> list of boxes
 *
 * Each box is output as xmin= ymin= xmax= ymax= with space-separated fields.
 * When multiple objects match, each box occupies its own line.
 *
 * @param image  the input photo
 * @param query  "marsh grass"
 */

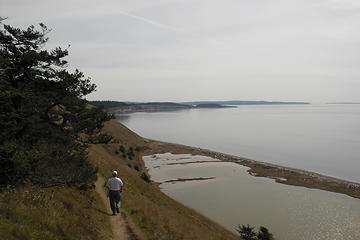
xmin=0 ymin=184 xmax=111 ymax=240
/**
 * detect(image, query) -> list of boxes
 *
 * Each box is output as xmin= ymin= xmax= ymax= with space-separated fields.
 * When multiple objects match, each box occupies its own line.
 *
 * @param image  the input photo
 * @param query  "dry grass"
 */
xmin=0 ymin=119 xmax=240 ymax=240
xmin=88 ymin=119 xmax=239 ymax=240
xmin=0 ymin=185 xmax=111 ymax=240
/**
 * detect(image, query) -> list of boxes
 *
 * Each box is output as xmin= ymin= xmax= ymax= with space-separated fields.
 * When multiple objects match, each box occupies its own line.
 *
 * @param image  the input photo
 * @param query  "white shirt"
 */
xmin=106 ymin=177 xmax=123 ymax=191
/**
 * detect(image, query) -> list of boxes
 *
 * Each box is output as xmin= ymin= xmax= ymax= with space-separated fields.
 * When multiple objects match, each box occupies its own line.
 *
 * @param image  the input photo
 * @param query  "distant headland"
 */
xmin=327 ymin=102 xmax=360 ymax=104
xmin=181 ymin=100 xmax=310 ymax=106
xmin=89 ymin=100 xmax=310 ymax=113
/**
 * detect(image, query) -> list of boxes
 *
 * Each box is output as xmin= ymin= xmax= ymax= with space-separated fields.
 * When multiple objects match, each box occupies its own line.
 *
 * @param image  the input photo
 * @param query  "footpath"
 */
xmin=95 ymin=175 xmax=146 ymax=240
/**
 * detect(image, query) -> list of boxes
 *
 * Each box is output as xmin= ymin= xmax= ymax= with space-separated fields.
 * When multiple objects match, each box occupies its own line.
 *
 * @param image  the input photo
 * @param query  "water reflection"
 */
xmin=115 ymin=114 xmax=131 ymax=123
xmin=144 ymin=153 xmax=360 ymax=240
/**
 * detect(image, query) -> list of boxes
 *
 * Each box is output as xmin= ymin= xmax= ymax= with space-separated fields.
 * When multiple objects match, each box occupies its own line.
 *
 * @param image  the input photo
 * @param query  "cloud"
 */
xmin=2 ymin=0 xmax=360 ymax=102
xmin=116 ymin=9 xmax=186 ymax=33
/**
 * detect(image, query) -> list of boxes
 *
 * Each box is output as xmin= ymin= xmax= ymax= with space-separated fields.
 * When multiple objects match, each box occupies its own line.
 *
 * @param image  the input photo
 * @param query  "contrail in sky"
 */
xmin=117 ymin=10 xmax=186 ymax=33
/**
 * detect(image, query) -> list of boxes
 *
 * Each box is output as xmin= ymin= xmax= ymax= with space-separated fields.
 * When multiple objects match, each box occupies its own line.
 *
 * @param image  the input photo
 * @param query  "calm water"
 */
xmin=144 ymin=153 xmax=360 ymax=240
xmin=118 ymin=104 xmax=360 ymax=182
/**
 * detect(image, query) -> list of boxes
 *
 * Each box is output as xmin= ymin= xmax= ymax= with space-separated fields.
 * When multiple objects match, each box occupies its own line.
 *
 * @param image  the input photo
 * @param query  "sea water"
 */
xmin=118 ymin=104 xmax=360 ymax=183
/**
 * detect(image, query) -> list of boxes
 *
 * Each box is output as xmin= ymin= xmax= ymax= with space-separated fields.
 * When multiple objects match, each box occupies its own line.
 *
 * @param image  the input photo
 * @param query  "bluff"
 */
xmin=87 ymin=119 xmax=240 ymax=240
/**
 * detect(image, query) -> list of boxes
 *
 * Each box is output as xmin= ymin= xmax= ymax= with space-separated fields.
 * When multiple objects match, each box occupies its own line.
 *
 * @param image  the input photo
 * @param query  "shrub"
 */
xmin=140 ymin=173 xmax=150 ymax=183
xmin=236 ymin=225 xmax=275 ymax=240
xmin=119 ymin=145 xmax=125 ymax=153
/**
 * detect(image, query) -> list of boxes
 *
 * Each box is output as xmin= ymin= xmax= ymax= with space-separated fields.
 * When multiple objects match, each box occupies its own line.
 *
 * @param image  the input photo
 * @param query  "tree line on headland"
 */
xmin=90 ymin=99 xmax=309 ymax=114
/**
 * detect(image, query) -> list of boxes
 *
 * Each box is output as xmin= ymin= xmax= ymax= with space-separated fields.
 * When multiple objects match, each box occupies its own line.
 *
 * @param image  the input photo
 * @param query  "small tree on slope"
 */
xmin=236 ymin=224 xmax=257 ymax=240
xmin=236 ymin=224 xmax=275 ymax=240
xmin=257 ymin=226 xmax=274 ymax=240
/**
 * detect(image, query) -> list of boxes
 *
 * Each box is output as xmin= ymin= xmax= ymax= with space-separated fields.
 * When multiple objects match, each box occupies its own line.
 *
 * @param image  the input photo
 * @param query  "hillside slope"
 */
xmin=88 ymin=119 xmax=239 ymax=240
xmin=0 ymin=184 xmax=112 ymax=240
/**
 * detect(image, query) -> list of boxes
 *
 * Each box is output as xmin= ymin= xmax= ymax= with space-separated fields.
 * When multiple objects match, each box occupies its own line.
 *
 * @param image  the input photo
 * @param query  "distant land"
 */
xmin=90 ymin=101 xmax=192 ymax=113
xmin=327 ymin=102 xmax=360 ymax=104
xmin=182 ymin=100 xmax=310 ymax=105
xmin=90 ymin=100 xmax=310 ymax=113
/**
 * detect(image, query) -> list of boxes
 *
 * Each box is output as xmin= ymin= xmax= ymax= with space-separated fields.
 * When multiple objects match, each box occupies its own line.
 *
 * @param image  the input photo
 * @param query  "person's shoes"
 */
xmin=116 ymin=208 xmax=120 ymax=213
xmin=111 ymin=212 xmax=116 ymax=216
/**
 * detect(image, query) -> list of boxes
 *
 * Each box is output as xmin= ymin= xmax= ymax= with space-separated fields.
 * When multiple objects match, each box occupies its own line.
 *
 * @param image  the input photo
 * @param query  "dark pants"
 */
xmin=109 ymin=190 xmax=121 ymax=214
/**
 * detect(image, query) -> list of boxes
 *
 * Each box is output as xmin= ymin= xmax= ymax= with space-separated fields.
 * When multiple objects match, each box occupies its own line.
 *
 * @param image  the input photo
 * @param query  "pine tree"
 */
xmin=257 ymin=226 xmax=274 ymax=240
xmin=0 ymin=22 xmax=112 ymax=187
xmin=235 ymin=224 xmax=275 ymax=240
xmin=236 ymin=224 xmax=257 ymax=240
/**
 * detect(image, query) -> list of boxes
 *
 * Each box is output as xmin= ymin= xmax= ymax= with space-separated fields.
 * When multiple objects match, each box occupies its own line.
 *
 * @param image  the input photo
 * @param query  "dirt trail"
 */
xmin=95 ymin=175 xmax=146 ymax=240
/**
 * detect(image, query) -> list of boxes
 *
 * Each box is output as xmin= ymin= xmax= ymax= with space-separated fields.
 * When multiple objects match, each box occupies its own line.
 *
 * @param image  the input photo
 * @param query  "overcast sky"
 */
xmin=2 ymin=0 xmax=360 ymax=102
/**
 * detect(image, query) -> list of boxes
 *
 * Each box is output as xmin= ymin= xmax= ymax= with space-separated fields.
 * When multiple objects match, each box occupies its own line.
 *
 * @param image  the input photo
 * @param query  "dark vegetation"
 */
xmin=90 ymin=100 xmax=129 ymax=110
xmin=91 ymin=100 xmax=309 ymax=114
xmin=0 ymin=23 xmax=112 ymax=187
xmin=90 ymin=101 xmax=194 ymax=113
xmin=0 ymin=22 xmax=112 ymax=239
xmin=236 ymin=225 xmax=274 ymax=240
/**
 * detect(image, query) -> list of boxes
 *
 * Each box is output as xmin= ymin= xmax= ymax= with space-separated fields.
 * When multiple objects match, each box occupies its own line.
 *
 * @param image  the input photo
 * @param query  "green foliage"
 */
xmin=119 ymin=145 xmax=125 ymax=153
xmin=89 ymin=101 xmax=129 ymax=110
xmin=127 ymin=146 xmax=135 ymax=160
xmin=0 ymin=23 xmax=112 ymax=187
xmin=236 ymin=224 xmax=256 ymax=240
xmin=140 ymin=172 xmax=150 ymax=183
xmin=236 ymin=225 xmax=274 ymax=240
xmin=257 ymin=227 xmax=274 ymax=240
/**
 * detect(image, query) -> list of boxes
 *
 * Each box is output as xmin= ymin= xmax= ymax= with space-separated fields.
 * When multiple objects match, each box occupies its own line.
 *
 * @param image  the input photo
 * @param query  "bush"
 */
xmin=141 ymin=173 xmax=150 ymax=183
xmin=119 ymin=145 xmax=125 ymax=153
xmin=236 ymin=225 xmax=274 ymax=240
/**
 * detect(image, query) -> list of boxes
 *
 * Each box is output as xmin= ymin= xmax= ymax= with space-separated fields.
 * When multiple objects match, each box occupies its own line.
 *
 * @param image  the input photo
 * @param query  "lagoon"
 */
xmin=144 ymin=153 xmax=360 ymax=240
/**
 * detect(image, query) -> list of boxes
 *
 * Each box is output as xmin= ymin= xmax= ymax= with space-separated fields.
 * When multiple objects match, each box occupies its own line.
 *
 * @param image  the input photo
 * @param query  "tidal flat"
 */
xmin=143 ymin=152 xmax=360 ymax=240
xmin=145 ymin=140 xmax=360 ymax=199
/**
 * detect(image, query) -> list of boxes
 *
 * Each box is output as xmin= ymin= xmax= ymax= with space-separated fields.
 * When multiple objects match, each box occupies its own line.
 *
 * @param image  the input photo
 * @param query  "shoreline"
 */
xmin=144 ymin=139 xmax=360 ymax=199
xmin=164 ymin=177 xmax=216 ymax=183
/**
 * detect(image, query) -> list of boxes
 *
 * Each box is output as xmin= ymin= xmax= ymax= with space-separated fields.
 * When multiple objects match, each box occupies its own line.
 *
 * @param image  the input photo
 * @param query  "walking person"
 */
xmin=106 ymin=170 xmax=124 ymax=216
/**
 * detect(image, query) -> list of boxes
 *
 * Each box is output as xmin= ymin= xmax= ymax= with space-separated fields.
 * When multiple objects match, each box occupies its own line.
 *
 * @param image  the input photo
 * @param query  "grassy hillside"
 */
xmin=0 ymin=119 xmax=239 ymax=240
xmin=0 ymin=185 xmax=112 ymax=240
xmin=88 ymin=119 xmax=239 ymax=240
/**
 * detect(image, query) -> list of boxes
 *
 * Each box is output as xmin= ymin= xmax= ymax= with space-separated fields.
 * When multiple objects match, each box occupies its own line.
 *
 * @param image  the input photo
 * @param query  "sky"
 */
xmin=1 ymin=0 xmax=360 ymax=102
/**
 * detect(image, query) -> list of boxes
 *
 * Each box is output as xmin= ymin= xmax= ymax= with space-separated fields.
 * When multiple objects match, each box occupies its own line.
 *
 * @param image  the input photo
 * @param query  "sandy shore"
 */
xmin=144 ymin=139 xmax=360 ymax=199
